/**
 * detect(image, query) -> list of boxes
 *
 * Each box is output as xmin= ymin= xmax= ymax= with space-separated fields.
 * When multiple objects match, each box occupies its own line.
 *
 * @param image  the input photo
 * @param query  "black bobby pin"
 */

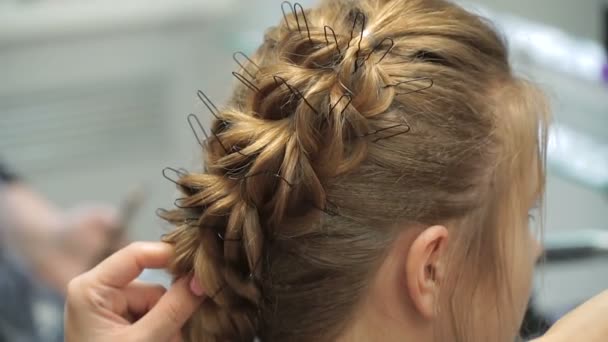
xmin=362 ymin=37 xmax=394 ymax=65
xmin=281 ymin=1 xmax=295 ymax=31
xmin=187 ymin=113 xmax=232 ymax=155
xmin=183 ymin=217 xmax=199 ymax=224
xmin=293 ymin=3 xmax=313 ymax=44
xmin=324 ymin=25 xmax=341 ymax=55
xmin=155 ymin=208 xmax=169 ymax=217
xmin=196 ymin=90 xmax=220 ymax=120
xmin=187 ymin=113 xmax=209 ymax=149
xmin=228 ymin=170 xmax=295 ymax=188
xmin=247 ymin=253 xmax=264 ymax=280
xmin=217 ymin=231 xmax=242 ymax=242
xmin=233 ymin=51 xmax=260 ymax=80
xmin=365 ymin=117 xmax=411 ymax=143
xmin=209 ymin=253 xmax=265 ymax=301
xmin=348 ymin=11 xmax=366 ymax=72
xmin=173 ymin=197 xmax=199 ymax=209
xmin=329 ymin=94 xmax=353 ymax=115
xmin=209 ymin=283 xmax=226 ymax=300
xmin=188 ymin=111 xmax=255 ymax=158
xmin=232 ymin=71 xmax=260 ymax=93
xmin=273 ymin=75 xmax=319 ymax=115
xmin=162 ymin=167 xmax=187 ymax=187
xmin=383 ymin=77 xmax=434 ymax=95
xmin=312 ymin=199 xmax=339 ymax=217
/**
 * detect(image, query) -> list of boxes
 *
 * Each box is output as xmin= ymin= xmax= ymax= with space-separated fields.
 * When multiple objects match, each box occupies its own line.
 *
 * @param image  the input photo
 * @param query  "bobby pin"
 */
xmin=366 ymin=116 xmax=411 ymax=143
xmin=324 ymin=25 xmax=342 ymax=55
xmin=196 ymin=90 xmax=221 ymax=120
xmin=233 ymin=51 xmax=260 ymax=79
xmin=328 ymin=94 xmax=353 ymax=115
xmin=383 ymin=77 xmax=434 ymax=95
xmin=293 ymin=3 xmax=313 ymax=44
xmin=273 ymin=75 xmax=319 ymax=115
xmin=232 ymin=71 xmax=260 ymax=93
xmin=188 ymin=112 xmax=255 ymax=158
xmin=162 ymin=167 xmax=187 ymax=187
xmin=361 ymin=37 xmax=394 ymax=65
xmin=281 ymin=1 xmax=295 ymax=31
xmin=228 ymin=170 xmax=295 ymax=188
xmin=187 ymin=113 xmax=232 ymax=156
xmin=348 ymin=11 xmax=366 ymax=72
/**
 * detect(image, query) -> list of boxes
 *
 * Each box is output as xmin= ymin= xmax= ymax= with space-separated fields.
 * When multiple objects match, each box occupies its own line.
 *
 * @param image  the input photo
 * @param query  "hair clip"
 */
xmin=209 ymin=253 xmax=265 ymax=301
xmin=273 ymin=75 xmax=319 ymax=115
xmin=188 ymin=112 xmax=255 ymax=158
xmin=311 ymin=199 xmax=339 ymax=217
xmin=196 ymin=90 xmax=221 ymax=120
xmin=233 ymin=51 xmax=260 ymax=80
xmin=174 ymin=197 xmax=204 ymax=210
xmin=361 ymin=37 xmax=394 ymax=66
xmin=293 ymin=3 xmax=312 ymax=45
xmin=155 ymin=207 xmax=169 ymax=217
xmin=348 ymin=11 xmax=366 ymax=72
xmin=187 ymin=113 xmax=233 ymax=157
xmin=324 ymin=25 xmax=341 ymax=55
xmin=363 ymin=116 xmax=411 ymax=142
xmin=217 ymin=231 xmax=242 ymax=242
xmin=383 ymin=77 xmax=434 ymax=95
xmin=328 ymin=94 xmax=353 ymax=115
xmin=281 ymin=1 xmax=295 ymax=31
xmin=187 ymin=113 xmax=210 ymax=149
xmin=281 ymin=1 xmax=312 ymax=44
xmin=247 ymin=253 xmax=263 ymax=281
xmin=232 ymin=71 xmax=260 ymax=93
xmin=162 ymin=167 xmax=188 ymax=187
xmin=228 ymin=170 xmax=295 ymax=188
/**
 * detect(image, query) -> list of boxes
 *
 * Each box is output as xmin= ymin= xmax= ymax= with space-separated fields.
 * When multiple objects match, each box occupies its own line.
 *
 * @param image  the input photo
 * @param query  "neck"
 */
xmin=335 ymin=239 xmax=433 ymax=342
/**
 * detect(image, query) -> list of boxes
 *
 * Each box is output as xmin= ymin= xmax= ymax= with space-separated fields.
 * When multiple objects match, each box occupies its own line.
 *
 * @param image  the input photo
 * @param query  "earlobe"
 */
xmin=405 ymin=225 xmax=448 ymax=319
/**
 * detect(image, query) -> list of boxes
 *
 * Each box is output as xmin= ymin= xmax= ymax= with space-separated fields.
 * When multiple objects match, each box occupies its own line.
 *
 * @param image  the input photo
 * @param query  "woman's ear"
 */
xmin=405 ymin=225 xmax=448 ymax=319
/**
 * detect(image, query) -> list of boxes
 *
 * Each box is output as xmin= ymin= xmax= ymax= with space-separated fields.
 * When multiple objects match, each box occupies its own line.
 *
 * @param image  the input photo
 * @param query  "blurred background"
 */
xmin=0 ymin=0 xmax=607 ymax=340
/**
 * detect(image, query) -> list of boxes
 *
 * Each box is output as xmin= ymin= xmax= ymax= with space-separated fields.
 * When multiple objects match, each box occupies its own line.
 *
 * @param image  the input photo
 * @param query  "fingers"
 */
xmin=88 ymin=242 xmax=173 ymax=288
xmin=123 ymin=281 xmax=167 ymax=317
xmin=134 ymin=277 xmax=204 ymax=341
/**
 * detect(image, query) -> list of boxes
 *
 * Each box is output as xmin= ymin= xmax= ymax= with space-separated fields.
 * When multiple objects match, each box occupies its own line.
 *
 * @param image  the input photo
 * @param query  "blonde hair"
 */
xmin=160 ymin=0 xmax=550 ymax=341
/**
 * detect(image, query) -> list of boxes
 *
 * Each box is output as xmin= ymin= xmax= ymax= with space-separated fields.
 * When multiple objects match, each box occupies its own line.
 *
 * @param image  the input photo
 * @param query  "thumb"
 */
xmin=133 ymin=277 xmax=204 ymax=341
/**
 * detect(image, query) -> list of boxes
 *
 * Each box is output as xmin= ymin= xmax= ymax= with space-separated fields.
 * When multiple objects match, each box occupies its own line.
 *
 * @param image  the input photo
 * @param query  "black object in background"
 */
xmin=520 ymin=297 xmax=552 ymax=340
xmin=0 ymin=161 xmax=18 ymax=184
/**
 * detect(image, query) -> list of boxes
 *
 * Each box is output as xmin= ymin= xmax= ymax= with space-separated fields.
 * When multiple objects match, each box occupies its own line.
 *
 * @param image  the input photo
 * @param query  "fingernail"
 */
xmin=189 ymin=276 xmax=205 ymax=297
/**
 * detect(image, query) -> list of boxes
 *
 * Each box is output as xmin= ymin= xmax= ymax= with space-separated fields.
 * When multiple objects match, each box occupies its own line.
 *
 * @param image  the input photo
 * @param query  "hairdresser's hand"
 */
xmin=64 ymin=242 xmax=204 ymax=342
xmin=535 ymin=290 xmax=608 ymax=342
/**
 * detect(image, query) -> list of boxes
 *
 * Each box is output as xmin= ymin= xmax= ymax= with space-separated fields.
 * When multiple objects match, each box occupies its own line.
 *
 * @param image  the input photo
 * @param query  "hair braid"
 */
xmin=158 ymin=0 xmax=537 ymax=341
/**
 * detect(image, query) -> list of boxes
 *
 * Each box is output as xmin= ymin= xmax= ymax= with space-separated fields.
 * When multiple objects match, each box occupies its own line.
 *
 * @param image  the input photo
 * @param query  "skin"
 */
xmin=0 ymin=183 xmax=125 ymax=294
xmin=64 ymin=165 xmax=606 ymax=341
xmin=336 ymin=159 xmax=544 ymax=341
xmin=64 ymin=242 xmax=204 ymax=342
xmin=65 ymin=241 xmax=607 ymax=341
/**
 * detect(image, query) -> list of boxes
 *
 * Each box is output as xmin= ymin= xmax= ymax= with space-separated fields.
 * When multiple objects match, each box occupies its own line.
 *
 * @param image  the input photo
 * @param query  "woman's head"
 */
xmin=161 ymin=0 xmax=550 ymax=341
